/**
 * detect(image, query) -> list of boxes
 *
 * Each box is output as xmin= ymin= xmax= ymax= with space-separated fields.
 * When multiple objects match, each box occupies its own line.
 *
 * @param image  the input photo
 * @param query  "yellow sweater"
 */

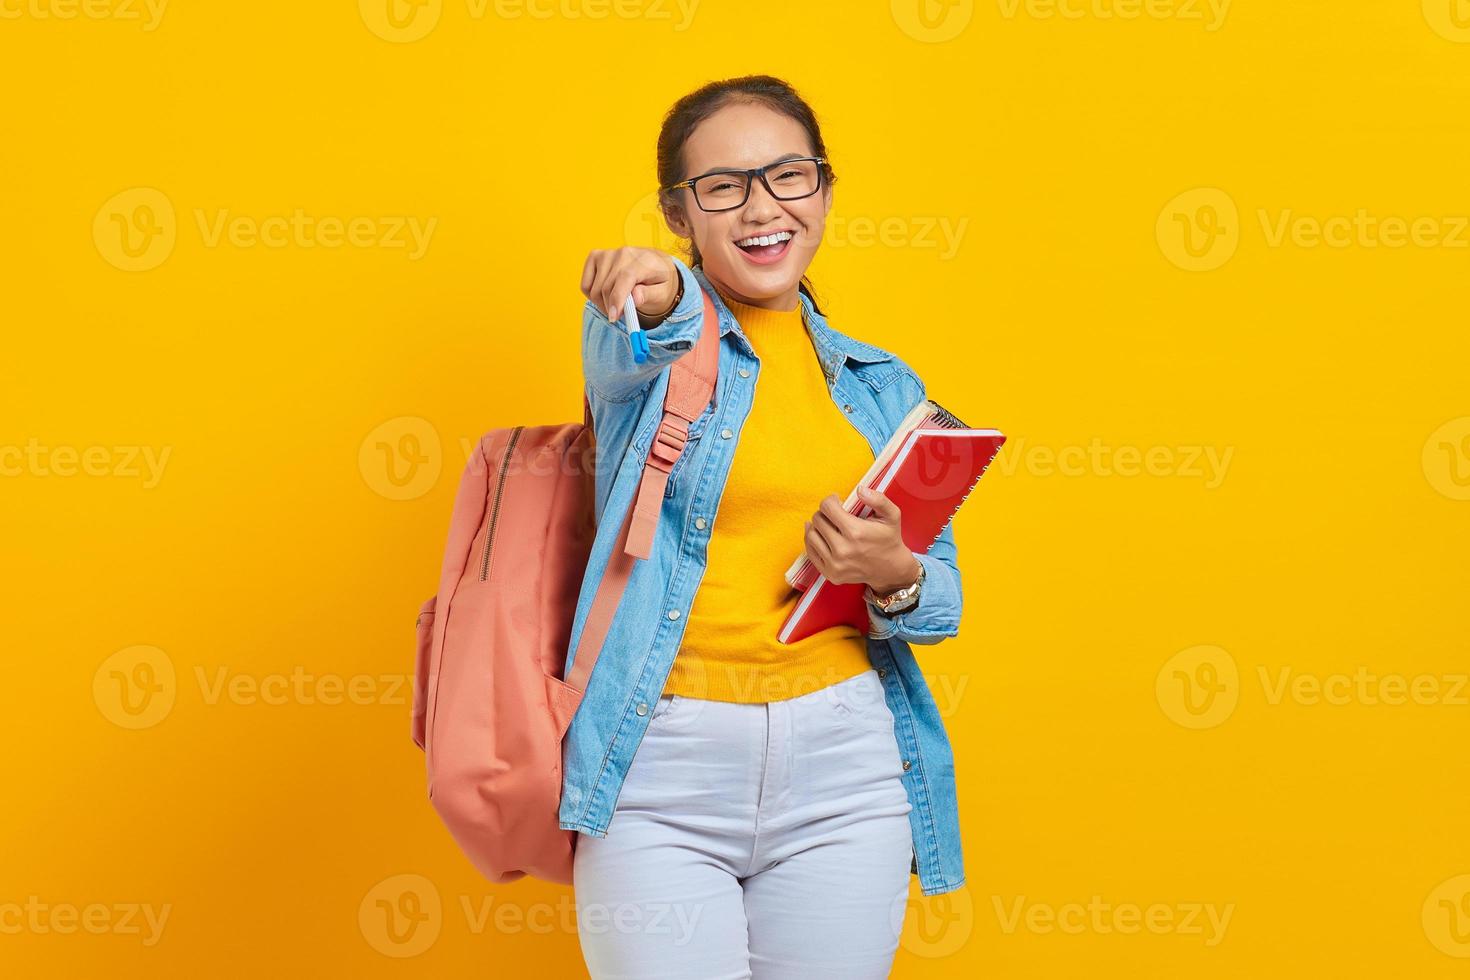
xmin=661 ymin=288 xmax=877 ymax=703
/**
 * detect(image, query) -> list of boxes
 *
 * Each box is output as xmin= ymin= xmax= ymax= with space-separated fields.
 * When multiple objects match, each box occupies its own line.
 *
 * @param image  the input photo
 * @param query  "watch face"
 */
xmin=867 ymin=565 xmax=923 ymax=613
xmin=880 ymin=587 xmax=919 ymax=613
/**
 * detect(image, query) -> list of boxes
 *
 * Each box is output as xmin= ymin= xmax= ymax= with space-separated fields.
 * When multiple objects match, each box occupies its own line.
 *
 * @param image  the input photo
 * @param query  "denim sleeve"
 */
xmin=866 ymin=519 xmax=963 ymax=644
xmin=581 ymin=255 xmax=706 ymax=404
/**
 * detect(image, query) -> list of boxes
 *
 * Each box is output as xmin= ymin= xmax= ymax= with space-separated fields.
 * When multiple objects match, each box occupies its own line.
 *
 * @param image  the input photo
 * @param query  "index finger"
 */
xmin=817 ymin=493 xmax=861 ymax=535
xmin=580 ymin=250 xmax=604 ymax=298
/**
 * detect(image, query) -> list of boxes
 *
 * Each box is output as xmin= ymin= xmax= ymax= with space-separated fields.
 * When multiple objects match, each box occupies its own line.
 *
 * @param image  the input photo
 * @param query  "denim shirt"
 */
xmin=560 ymin=257 xmax=967 ymax=897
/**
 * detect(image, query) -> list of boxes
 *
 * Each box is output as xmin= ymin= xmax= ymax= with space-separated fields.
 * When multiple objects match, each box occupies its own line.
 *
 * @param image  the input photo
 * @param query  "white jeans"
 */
xmin=573 ymin=668 xmax=915 ymax=979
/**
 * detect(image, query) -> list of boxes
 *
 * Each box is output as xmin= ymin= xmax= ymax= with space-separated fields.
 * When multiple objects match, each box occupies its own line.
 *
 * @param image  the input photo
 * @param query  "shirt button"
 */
xmin=720 ymin=428 xmax=733 ymax=439
xmin=738 ymin=368 xmax=750 ymax=378
xmin=667 ymin=609 xmax=681 ymax=620
xmin=877 ymin=667 xmax=887 ymax=678
xmin=637 ymin=703 xmax=648 ymax=716
xmin=694 ymin=517 xmax=707 ymax=530
xmin=843 ymin=404 xmax=853 ymax=413
xmin=902 ymin=759 xmax=912 ymax=771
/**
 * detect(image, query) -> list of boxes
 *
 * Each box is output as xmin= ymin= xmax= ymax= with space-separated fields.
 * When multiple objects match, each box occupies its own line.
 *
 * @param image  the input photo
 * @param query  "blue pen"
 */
xmin=622 ymin=294 xmax=650 ymax=364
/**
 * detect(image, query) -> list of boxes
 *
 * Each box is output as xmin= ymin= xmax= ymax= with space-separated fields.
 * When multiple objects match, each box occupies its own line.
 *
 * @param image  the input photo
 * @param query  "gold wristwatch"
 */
xmin=864 ymin=560 xmax=926 ymax=616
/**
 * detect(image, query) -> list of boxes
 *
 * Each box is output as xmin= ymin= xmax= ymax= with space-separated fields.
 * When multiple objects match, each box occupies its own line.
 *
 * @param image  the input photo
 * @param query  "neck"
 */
xmin=705 ymin=274 xmax=800 ymax=313
xmin=713 ymin=289 xmax=808 ymax=356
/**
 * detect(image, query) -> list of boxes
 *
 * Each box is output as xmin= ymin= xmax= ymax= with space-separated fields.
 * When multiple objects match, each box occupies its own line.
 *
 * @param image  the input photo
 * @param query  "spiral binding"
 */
xmin=926 ymin=400 xmax=968 ymax=430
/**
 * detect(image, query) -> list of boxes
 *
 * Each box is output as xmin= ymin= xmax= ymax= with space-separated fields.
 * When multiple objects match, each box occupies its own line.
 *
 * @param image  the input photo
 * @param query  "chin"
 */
xmin=734 ymin=270 xmax=801 ymax=296
xmin=712 ymin=249 xmax=806 ymax=302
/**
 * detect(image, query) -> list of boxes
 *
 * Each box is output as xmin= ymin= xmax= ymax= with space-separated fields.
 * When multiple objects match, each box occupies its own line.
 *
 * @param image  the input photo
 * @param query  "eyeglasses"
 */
xmin=665 ymin=156 xmax=826 ymax=213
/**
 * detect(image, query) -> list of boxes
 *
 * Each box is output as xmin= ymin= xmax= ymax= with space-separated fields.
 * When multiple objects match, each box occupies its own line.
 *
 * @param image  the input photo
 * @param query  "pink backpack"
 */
xmin=411 ymin=288 xmax=718 ymax=885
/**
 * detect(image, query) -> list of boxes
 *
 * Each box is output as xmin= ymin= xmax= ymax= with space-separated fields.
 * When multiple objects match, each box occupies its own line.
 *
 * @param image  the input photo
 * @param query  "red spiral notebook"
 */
xmin=777 ymin=400 xmax=1005 ymax=644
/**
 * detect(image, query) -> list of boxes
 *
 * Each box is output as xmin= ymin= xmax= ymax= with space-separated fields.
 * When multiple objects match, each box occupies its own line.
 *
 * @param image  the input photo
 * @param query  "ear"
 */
xmin=661 ymin=193 xmax=692 ymax=240
xmin=821 ymin=181 xmax=832 ymax=217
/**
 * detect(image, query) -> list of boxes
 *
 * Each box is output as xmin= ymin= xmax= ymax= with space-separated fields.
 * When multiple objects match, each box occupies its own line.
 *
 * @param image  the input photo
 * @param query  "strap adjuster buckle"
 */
xmin=647 ymin=418 xmax=689 ymax=470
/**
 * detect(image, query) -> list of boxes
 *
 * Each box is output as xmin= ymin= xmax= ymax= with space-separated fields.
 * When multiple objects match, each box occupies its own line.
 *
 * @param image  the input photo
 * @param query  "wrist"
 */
xmin=637 ymin=265 xmax=683 ymax=328
xmin=869 ymin=552 xmax=922 ymax=597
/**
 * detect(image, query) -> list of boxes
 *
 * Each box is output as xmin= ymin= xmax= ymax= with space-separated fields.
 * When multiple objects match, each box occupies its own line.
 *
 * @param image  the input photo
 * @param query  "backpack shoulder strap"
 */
xmin=624 ymin=290 xmax=718 ymax=560
xmin=565 ymin=286 xmax=719 ymax=694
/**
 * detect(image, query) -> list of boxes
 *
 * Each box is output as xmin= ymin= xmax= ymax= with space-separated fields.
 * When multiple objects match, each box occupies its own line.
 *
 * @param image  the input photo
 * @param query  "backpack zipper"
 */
xmin=479 ymin=426 xmax=523 ymax=582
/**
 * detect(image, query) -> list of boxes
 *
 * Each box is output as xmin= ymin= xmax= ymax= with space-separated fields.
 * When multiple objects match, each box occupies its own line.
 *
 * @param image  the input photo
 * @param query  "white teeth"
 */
xmin=737 ymin=230 xmax=793 ymax=248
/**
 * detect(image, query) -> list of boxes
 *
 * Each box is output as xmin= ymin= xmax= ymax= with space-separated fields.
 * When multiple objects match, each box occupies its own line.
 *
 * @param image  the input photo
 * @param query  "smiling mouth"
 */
xmin=735 ymin=229 xmax=794 ymax=263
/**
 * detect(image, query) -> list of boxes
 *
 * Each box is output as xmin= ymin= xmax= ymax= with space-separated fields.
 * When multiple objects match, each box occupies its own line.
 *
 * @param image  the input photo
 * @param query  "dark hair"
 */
xmin=655 ymin=74 xmax=835 ymax=316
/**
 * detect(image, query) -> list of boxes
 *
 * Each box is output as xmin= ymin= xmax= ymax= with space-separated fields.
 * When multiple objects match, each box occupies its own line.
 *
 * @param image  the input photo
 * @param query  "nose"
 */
xmin=739 ymin=176 xmax=784 ymax=222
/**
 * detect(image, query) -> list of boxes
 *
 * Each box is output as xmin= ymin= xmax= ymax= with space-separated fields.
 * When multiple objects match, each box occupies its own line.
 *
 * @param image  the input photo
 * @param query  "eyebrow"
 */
xmin=689 ymin=152 xmax=808 ymax=180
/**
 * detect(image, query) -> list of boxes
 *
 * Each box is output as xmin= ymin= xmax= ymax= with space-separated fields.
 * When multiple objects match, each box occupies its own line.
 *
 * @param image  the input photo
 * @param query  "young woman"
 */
xmin=571 ymin=74 xmax=967 ymax=979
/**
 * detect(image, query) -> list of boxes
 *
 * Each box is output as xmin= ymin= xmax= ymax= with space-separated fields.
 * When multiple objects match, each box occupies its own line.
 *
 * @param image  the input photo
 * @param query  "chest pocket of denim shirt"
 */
xmin=848 ymin=360 xmax=903 ymax=393
xmin=632 ymin=396 xmax=715 ymax=500
xmin=663 ymin=400 xmax=714 ymax=498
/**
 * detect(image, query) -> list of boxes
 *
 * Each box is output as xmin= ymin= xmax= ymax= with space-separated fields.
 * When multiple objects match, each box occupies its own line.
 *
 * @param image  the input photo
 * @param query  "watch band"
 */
xmin=640 ymin=267 xmax=684 ymax=328
xmin=865 ymin=559 xmax=925 ymax=615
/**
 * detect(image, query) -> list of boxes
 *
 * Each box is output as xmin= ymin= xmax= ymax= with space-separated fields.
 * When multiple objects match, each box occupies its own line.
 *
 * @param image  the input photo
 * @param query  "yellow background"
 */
xmin=3 ymin=0 xmax=1468 ymax=976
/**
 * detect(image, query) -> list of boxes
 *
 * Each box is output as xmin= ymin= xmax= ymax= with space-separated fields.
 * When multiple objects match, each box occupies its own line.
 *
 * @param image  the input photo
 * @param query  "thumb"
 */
xmin=857 ymin=485 xmax=900 ymax=522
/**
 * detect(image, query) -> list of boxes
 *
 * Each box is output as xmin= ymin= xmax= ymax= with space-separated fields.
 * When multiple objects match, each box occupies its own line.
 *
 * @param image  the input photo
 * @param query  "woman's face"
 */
xmin=665 ymin=102 xmax=831 ymax=311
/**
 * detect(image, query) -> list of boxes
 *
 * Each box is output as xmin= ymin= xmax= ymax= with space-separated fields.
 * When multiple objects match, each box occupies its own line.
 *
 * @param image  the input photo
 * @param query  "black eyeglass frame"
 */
xmin=664 ymin=156 xmax=828 ymax=213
